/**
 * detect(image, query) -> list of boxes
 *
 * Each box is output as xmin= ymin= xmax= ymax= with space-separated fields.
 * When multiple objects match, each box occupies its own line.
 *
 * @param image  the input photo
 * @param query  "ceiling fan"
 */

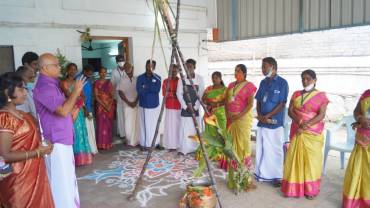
xmin=81 ymin=39 xmax=111 ymax=51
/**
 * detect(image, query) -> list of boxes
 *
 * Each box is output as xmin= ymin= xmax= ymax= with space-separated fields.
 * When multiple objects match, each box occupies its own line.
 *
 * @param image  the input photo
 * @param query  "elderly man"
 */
xmin=118 ymin=62 xmax=139 ymax=146
xmin=33 ymin=53 xmax=84 ymax=208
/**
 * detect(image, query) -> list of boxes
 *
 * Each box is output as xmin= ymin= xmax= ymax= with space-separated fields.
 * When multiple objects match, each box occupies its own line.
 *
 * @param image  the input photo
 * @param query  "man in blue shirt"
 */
xmin=254 ymin=57 xmax=289 ymax=187
xmin=136 ymin=59 xmax=161 ymax=150
xmin=81 ymin=65 xmax=98 ymax=154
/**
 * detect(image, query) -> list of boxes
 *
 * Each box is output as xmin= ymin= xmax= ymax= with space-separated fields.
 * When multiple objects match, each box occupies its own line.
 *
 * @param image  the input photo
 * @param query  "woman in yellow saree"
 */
xmin=342 ymin=89 xmax=370 ymax=208
xmin=225 ymin=64 xmax=257 ymax=189
xmin=281 ymin=69 xmax=329 ymax=199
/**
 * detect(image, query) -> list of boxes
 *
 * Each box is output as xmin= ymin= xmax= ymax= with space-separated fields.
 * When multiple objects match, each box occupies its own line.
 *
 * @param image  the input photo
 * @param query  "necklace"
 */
xmin=231 ymin=80 xmax=246 ymax=101
xmin=301 ymin=89 xmax=315 ymax=106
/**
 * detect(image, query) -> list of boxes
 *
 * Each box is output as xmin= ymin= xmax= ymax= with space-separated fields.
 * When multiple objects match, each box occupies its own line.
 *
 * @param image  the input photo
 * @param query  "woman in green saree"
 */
xmin=201 ymin=71 xmax=228 ymax=169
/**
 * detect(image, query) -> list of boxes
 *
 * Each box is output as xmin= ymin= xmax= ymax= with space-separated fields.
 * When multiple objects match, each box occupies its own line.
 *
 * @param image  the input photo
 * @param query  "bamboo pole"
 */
xmin=127 ymin=0 xmax=180 ymax=201
xmin=156 ymin=1 xmax=224 ymax=207
xmin=127 ymin=49 xmax=177 ymax=201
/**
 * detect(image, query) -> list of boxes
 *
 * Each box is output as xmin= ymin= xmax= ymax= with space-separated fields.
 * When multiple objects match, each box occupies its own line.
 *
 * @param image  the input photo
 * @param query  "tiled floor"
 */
xmin=76 ymin=141 xmax=345 ymax=208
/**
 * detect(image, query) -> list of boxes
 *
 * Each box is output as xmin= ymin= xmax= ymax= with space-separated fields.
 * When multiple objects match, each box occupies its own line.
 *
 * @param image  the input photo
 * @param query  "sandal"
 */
xmin=305 ymin=195 xmax=316 ymax=200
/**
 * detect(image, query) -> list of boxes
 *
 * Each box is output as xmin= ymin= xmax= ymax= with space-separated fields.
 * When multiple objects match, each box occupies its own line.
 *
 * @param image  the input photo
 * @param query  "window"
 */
xmin=0 ymin=46 xmax=15 ymax=74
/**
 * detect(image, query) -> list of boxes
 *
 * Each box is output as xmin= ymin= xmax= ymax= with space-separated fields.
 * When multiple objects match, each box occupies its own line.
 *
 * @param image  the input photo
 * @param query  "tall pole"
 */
xmin=157 ymin=1 xmax=223 ymax=207
xmin=129 ymin=1 xmax=224 ymax=207
xmin=128 ymin=0 xmax=181 ymax=201
xmin=128 ymin=48 xmax=177 ymax=201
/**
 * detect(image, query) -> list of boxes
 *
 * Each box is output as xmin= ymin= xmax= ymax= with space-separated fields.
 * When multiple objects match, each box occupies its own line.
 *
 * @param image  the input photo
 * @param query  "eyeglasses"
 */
xmin=46 ymin=64 xmax=61 ymax=69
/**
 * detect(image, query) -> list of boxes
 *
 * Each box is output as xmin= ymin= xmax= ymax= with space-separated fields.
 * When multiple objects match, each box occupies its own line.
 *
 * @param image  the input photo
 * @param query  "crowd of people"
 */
xmin=0 ymin=51 xmax=368 ymax=208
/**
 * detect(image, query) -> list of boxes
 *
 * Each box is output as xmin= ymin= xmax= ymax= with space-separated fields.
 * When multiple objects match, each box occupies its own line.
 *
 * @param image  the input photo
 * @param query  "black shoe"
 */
xmin=305 ymin=195 xmax=316 ymax=200
xmin=272 ymin=180 xmax=282 ymax=188
xmin=156 ymin=145 xmax=164 ymax=150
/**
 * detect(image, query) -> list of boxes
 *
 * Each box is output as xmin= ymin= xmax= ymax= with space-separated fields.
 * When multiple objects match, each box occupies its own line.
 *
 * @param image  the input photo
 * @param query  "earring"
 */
xmin=7 ymin=98 xmax=11 ymax=102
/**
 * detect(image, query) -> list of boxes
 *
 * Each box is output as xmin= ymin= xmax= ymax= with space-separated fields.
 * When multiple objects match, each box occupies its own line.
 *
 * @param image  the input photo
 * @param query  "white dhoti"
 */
xmin=45 ymin=143 xmax=80 ymax=208
xmin=254 ymin=127 xmax=285 ymax=182
xmin=123 ymin=103 xmax=139 ymax=146
xmin=116 ymin=100 xmax=125 ymax=137
xmin=85 ymin=117 xmax=98 ymax=154
xmin=163 ymin=109 xmax=181 ymax=149
xmin=138 ymin=106 xmax=160 ymax=147
xmin=178 ymin=116 xmax=200 ymax=155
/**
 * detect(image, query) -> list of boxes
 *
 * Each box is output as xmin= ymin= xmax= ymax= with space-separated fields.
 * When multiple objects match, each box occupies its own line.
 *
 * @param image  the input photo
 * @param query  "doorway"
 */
xmin=81 ymin=36 xmax=132 ymax=79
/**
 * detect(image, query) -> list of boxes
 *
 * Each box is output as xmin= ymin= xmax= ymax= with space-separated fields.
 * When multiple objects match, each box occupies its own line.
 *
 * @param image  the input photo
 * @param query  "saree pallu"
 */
xmin=225 ymin=81 xmax=256 ymax=189
xmin=203 ymin=86 xmax=227 ymax=131
xmin=94 ymin=80 xmax=115 ymax=150
xmin=0 ymin=111 xmax=54 ymax=208
xmin=282 ymin=90 xmax=329 ymax=197
xmin=60 ymin=80 xmax=92 ymax=165
xmin=72 ymin=109 xmax=93 ymax=166
xmin=343 ymin=89 xmax=370 ymax=208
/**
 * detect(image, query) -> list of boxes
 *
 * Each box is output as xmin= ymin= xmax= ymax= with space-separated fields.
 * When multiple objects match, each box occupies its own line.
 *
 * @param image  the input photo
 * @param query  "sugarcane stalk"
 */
xmin=129 ymin=1 xmax=224 ymax=207
xmin=127 ymin=1 xmax=180 ymax=201
xmin=128 ymin=48 xmax=177 ymax=201
xmin=156 ymin=3 xmax=210 ymax=116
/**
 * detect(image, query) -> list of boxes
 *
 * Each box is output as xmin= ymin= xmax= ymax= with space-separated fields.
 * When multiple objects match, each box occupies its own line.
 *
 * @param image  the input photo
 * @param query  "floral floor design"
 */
xmin=79 ymin=149 xmax=226 ymax=207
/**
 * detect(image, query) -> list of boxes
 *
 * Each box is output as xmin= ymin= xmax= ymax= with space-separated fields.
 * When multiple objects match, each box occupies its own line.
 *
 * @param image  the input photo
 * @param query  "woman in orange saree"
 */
xmin=342 ymin=89 xmax=370 ymax=208
xmin=281 ymin=69 xmax=329 ymax=199
xmin=225 ymin=64 xmax=257 ymax=189
xmin=94 ymin=67 xmax=115 ymax=150
xmin=0 ymin=72 xmax=54 ymax=208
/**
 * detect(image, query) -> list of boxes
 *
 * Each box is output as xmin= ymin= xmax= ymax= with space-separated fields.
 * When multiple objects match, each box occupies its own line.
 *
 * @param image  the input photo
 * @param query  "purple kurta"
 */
xmin=33 ymin=74 xmax=74 ymax=145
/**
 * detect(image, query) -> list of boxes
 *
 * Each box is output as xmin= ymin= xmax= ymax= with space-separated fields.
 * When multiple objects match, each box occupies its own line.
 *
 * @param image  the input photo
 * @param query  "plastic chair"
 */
xmin=283 ymin=108 xmax=292 ymax=142
xmin=322 ymin=115 xmax=356 ymax=175
xmin=283 ymin=108 xmax=291 ymax=157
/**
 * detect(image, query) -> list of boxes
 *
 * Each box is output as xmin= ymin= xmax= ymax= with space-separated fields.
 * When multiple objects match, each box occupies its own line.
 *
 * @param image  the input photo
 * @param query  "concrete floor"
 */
xmin=76 ymin=141 xmax=346 ymax=208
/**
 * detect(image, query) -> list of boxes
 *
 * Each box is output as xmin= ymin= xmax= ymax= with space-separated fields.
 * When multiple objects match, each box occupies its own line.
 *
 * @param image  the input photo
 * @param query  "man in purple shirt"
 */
xmin=33 ymin=53 xmax=85 ymax=208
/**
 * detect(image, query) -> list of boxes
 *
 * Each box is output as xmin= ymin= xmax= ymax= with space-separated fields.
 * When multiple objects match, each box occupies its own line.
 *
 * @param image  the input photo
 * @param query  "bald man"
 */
xmin=33 ymin=53 xmax=84 ymax=208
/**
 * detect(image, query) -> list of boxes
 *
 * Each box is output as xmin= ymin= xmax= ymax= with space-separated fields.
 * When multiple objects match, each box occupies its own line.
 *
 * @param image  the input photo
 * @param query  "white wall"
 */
xmin=207 ymin=25 xmax=370 ymax=95
xmin=207 ymin=25 xmax=370 ymax=120
xmin=0 ymin=0 xmax=210 ymax=79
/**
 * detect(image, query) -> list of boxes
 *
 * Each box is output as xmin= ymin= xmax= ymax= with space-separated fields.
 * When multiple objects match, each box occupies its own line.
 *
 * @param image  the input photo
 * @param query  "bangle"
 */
xmin=36 ymin=150 xmax=40 ymax=158
xmin=25 ymin=151 xmax=29 ymax=160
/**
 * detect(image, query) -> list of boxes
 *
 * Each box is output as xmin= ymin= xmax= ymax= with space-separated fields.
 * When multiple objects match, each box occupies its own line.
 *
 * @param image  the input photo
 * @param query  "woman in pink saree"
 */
xmin=225 ymin=64 xmax=257 ymax=190
xmin=94 ymin=67 xmax=115 ymax=150
xmin=281 ymin=69 xmax=329 ymax=199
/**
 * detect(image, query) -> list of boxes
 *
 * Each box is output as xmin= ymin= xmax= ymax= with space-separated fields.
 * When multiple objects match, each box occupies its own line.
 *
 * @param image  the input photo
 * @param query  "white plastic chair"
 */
xmin=283 ymin=109 xmax=291 ymax=157
xmin=322 ymin=115 xmax=356 ymax=175
xmin=283 ymin=108 xmax=292 ymax=142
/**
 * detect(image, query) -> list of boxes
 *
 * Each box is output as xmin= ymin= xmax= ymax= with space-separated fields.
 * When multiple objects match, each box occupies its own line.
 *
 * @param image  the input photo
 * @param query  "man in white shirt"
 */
xmin=111 ymin=55 xmax=126 ymax=139
xmin=176 ymin=59 xmax=205 ymax=155
xmin=117 ymin=63 xmax=139 ymax=146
